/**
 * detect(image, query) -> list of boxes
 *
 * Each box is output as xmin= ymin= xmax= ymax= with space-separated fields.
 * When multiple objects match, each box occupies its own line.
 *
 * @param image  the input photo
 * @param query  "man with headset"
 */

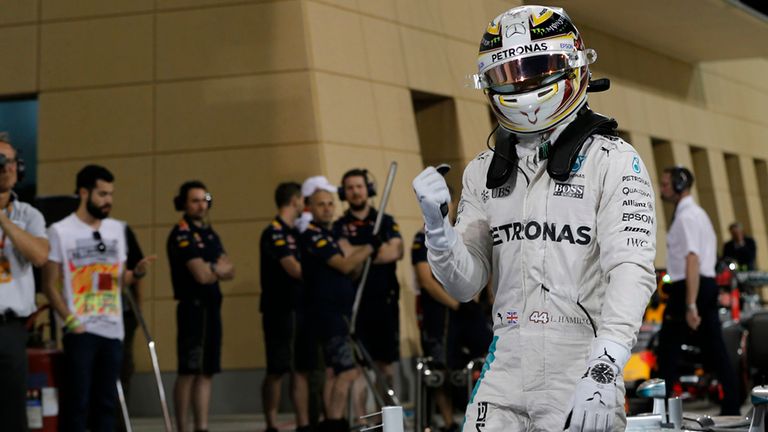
xmin=657 ymin=166 xmax=741 ymax=415
xmin=167 ymin=180 xmax=235 ymax=432
xmin=300 ymin=176 xmax=379 ymax=432
xmin=0 ymin=134 xmax=48 ymax=431
xmin=332 ymin=168 xmax=403 ymax=415
xmin=412 ymin=5 xmax=656 ymax=431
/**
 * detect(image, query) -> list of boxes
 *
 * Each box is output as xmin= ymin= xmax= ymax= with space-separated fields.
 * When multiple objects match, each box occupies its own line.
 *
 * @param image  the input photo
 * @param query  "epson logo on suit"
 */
xmin=553 ymin=183 xmax=584 ymax=199
xmin=622 ymin=213 xmax=653 ymax=224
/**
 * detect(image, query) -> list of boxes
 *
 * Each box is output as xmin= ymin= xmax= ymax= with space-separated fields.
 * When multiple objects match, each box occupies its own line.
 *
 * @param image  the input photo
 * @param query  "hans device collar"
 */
xmin=485 ymin=106 xmax=618 ymax=189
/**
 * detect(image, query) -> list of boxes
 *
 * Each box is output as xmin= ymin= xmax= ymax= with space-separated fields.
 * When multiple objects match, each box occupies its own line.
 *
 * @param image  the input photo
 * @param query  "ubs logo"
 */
xmin=491 ymin=185 xmax=511 ymax=199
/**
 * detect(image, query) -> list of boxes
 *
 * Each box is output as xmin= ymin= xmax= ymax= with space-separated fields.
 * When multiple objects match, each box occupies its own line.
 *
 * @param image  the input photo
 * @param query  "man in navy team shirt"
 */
xmin=299 ymin=176 xmax=378 ymax=432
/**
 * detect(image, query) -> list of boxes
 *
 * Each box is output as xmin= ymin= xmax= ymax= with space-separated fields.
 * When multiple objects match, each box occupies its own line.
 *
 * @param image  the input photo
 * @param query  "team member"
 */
xmin=413 ymin=227 xmax=492 ymax=432
xmin=167 ymin=181 xmax=235 ymax=432
xmin=117 ymin=225 xmax=149 ymax=431
xmin=300 ymin=176 xmax=377 ymax=432
xmin=260 ymin=182 xmax=312 ymax=432
xmin=722 ymin=221 xmax=757 ymax=270
xmin=657 ymin=167 xmax=741 ymax=415
xmin=0 ymin=135 xmax=48 ymax=432
xmin=332 ymin=169 xmax=403 ymax=413
xmin=43 ymin=165 xmax=150 ymax=431
xmin=412 ymin=5 xmax=656 ymax=431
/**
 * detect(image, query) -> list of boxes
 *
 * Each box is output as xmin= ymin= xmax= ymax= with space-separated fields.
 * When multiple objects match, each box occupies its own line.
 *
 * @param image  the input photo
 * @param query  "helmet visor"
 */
xmin=473 ymin=49 xmax=596 ymax=92
xmin=485 ymin=54 xmax=570 ymax=87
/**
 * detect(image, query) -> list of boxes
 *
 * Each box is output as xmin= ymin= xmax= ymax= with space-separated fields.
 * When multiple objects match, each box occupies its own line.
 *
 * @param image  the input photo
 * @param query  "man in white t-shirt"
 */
xmin=0 ymin=135 xmax=49 ymax=432
xmin=657 ymin=166 xmax=740 ymax=415
xmin=43 ymin=165 xmax=152 ymax=432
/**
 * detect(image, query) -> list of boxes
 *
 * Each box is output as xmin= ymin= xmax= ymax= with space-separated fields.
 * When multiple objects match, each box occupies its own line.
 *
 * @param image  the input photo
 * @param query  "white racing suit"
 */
xmin=427 ymin=132 xmax=657 ymax=431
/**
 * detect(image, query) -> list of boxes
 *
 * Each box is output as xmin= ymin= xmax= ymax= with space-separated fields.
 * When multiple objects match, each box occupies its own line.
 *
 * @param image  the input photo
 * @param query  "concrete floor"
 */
xmin=127 ymin=399 xmax=756 ymax=432
xmin=131 ymin=413 xmax=296 ymax=432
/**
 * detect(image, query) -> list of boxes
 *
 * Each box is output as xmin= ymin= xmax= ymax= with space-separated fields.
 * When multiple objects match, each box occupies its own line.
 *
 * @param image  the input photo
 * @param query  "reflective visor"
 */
xmin=484 ymin=53 xmax=571 ymax=88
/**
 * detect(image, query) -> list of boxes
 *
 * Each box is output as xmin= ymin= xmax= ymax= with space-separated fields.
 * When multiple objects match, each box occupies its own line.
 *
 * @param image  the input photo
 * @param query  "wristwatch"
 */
xmin=686 ymin=303 xmax=697 ymax=312
xmin=210 ymin=262 xmax=218 ymax=275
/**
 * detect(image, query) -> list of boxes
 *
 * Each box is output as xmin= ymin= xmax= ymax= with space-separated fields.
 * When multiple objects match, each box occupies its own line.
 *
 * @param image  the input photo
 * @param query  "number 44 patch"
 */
xmin=529 ymin=311 xmax=550 ymax=324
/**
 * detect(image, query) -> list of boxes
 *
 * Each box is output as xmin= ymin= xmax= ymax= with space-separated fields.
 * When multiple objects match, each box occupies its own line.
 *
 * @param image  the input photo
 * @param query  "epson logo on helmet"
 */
xmin=491 ymin=43 xmax=548 ymax=63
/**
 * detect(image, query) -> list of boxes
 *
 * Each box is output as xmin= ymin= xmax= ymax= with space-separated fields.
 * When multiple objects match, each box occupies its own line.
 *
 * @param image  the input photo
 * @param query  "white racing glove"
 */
xmin=412 ymin=167 xmax=456 ymax=251
xmin=295 ymin=211 xmax=313 ymax=233
xmin=565 ymin=338 xmax=630 ymax=432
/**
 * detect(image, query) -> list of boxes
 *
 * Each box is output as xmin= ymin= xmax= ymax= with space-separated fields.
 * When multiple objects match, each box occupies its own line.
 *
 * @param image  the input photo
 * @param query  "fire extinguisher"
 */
xmin=26 ymin=305 xmax=64 ymax=432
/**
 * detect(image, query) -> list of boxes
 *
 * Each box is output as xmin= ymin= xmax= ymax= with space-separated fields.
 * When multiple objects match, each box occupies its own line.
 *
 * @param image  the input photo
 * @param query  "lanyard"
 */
xmin=0 ymin=203 xmax=12 ymax=252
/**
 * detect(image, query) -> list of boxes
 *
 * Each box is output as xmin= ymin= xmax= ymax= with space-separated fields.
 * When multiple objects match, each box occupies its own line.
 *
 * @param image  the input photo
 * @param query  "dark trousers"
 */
xmin=61 ymin=332 xmax=123 ymax=432
xmin=0 ymin=319 xmax=29 ymax=431
xmin=657 ymin=277 xmax=741 ymax=415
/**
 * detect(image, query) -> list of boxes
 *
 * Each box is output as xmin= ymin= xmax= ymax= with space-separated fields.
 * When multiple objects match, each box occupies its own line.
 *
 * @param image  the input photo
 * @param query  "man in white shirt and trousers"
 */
xmin=658 ymin=166 xmax=741 ymax=415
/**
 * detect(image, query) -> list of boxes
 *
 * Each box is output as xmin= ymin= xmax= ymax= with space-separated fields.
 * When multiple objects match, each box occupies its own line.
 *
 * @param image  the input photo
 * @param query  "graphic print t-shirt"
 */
xmin=48 ymin=214 xmax=127 ymax=340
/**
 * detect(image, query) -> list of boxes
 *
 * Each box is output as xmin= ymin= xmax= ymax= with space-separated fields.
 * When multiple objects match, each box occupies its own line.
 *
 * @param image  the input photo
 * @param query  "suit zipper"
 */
xmin=576 ymin=300 xmax=597 ymax=337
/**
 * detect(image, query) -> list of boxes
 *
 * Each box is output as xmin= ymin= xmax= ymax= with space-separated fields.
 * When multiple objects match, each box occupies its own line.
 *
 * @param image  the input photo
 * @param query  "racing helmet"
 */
xmin=472 ymin=6 xmax=596 ymax=135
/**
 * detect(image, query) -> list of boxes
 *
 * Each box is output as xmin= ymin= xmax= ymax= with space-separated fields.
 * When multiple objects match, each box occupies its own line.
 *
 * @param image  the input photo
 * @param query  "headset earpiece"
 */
xmin=16 ymin=157 xmax=25 ymax=183
xmin=173 ymin=194 xmax=185 ymax=211
xmin=338 ymin=169 xmax=376 ymax=201
xmin=672 ymin=167 xmax=691 ymax=194
xmin=174 ymin=181 xmax=212 ymax=212
xmin=366 ymin=171 xmax=377 ymax=198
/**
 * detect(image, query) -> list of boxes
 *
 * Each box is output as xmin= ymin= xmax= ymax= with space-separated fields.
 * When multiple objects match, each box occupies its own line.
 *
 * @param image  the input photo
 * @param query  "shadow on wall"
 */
xmin=579 ymin=27 xmax=705 ymax=104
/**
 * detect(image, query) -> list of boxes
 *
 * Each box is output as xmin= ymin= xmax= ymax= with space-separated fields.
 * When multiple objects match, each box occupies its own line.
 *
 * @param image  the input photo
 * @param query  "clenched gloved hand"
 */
xmin=565 ymin=338 xmax=629 ymax=432
xmin=412 ymin=167 xmax=455 ymax=251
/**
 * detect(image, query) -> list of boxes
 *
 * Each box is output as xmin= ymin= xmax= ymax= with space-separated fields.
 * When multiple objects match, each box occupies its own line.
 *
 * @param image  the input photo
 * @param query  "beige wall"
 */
xmin=3 ymin=0 xmax=767 ymax=373
xmin=584 ymin=25 xmax=768 ymax=269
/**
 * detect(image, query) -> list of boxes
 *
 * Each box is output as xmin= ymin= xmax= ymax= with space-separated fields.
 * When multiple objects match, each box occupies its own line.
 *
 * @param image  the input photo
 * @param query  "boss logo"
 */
xmin=553 ymin=183 xmax=584 ymax=199
xmin=623 ymin=226 xmax=650 ymax=236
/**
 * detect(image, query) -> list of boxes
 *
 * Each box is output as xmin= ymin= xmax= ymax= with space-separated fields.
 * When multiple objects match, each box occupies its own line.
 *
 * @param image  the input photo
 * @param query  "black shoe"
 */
xmin=319 ymin=419 xmax=349 ymax=432
xmin=440 ymin=423 xmax=459 ymax=432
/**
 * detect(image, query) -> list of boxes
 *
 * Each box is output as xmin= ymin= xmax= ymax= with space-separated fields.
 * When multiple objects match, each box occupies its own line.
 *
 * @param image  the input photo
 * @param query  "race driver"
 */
xmin=412 ymin=5 xmax=656 ymax=431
